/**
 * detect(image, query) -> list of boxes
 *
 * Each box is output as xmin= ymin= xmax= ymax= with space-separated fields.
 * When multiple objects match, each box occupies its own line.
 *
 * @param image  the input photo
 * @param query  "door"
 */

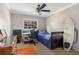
xmin=63 ymin=17 xmax=74 ymax=51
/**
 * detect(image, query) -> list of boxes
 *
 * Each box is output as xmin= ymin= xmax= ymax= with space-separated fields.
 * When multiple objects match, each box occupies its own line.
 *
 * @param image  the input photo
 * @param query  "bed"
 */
xmin=37 ymin=31 xmax=63 ymax=49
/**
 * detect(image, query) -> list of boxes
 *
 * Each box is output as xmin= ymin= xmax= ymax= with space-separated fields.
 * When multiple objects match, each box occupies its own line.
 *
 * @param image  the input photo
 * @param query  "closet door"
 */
xmin=63 ymin=17 xmax=74 ymax=51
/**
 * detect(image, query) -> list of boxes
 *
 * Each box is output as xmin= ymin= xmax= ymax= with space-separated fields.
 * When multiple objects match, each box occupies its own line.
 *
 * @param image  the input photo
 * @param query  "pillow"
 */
xmin=44 ymin=34 xmax=51 ymax=40
xmin=1 ymin=30 xmax=7 ymax=38
xmin=0 ymin=34 xmax=4 ymax=42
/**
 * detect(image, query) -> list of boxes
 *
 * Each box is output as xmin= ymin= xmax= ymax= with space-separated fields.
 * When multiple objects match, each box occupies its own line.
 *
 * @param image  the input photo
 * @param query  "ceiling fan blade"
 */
xmin=41 ymin=10 xmax=50 ymax=12
xmin=40 ymin=3 xmax=46 ymax=10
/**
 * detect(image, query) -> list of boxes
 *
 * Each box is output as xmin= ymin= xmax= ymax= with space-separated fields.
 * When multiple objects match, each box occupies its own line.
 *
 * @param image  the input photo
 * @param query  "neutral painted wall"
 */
xmin=11 ymin=14 xmax=46 ymax=30
xmin=46 ymin=13 xmax=66 ymax=33
xmin=0 ymin=4 xmax=11 ymax=44
xmin=47 ymin=4 xmax=79 ymax=51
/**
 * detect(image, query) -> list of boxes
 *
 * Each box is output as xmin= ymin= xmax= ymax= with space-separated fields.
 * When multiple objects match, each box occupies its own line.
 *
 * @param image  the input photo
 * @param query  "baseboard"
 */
xmin=72 ymin=47 xmax=79 ymax=52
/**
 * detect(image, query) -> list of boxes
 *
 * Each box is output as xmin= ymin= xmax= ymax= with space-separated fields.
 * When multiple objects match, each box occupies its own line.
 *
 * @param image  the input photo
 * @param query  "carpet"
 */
xmin=16 ymin=47 xmax=38 ymax=55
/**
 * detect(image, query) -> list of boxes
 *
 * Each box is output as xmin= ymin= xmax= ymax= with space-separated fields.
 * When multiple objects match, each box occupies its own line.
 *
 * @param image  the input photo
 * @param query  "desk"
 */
xmin=22 ymin=30 xmax=31 ymax=43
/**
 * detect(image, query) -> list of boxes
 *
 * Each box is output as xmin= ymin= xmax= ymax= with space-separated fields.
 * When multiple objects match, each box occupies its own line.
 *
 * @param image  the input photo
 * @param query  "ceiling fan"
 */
xmin=36 ymin=3 xmax=50 ymax=15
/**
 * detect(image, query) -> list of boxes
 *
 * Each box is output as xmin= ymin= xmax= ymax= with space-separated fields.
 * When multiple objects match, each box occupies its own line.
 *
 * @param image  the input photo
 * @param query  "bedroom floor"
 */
xmin=17 ymin=42 xmax=79 ymax=55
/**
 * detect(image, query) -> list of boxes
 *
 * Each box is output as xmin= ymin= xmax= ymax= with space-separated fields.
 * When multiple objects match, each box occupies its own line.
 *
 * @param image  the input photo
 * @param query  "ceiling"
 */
xmin=7 ymin=3 xmax=73 ymax=18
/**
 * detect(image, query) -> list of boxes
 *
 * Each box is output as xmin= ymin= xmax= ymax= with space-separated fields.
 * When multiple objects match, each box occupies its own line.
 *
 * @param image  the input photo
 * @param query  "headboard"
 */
xmin=51 ymin=32 xmax=64 ymax=39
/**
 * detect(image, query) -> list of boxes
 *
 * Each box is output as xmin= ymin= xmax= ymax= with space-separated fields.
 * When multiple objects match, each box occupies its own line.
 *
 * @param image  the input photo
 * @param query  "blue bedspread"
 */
xmin=37 ymin=32 xmax=52 ymax=49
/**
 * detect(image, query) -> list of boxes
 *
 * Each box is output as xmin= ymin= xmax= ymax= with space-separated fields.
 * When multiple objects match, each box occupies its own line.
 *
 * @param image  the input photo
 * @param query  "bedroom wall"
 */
xmin=11 ymin=14 xmax=46 ymax=30
xmin=46 ymin=13 xmax=66 ymax=33
xmin=0 ymin=4 xmax=11 ymax=44
xmin=46 ymin=4 xmax=79 ymax=51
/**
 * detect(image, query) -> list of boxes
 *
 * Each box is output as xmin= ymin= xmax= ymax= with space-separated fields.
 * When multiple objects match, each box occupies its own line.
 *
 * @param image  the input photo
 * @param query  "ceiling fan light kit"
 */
xmin=36 ymin=3 xmax=50 ymax=15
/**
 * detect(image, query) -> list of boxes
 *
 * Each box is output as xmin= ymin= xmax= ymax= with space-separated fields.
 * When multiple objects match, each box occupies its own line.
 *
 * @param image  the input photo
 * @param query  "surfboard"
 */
xmin=63 ymin=17 xmax=74 ymax=51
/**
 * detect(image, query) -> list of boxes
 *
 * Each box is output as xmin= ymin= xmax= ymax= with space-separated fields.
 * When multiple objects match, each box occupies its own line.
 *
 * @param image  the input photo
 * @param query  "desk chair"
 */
xmin=29 ymin=29 xmax=39 ymax=45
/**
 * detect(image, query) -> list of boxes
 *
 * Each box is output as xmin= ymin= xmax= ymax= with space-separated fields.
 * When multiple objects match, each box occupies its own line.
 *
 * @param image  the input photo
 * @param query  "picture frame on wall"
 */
xmin=24 ymin=20 xmax=37 ymax=29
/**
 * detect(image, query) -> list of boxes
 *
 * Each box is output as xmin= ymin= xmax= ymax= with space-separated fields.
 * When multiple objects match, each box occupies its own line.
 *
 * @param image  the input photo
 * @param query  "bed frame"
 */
xmin=51 ymin=32 xmax=63 ymax=49
xmin=37 ymin=31 xmax=64 ymax=49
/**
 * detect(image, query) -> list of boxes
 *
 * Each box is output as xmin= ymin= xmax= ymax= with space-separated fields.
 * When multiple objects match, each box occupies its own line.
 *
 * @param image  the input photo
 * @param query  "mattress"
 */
xmin=38 ymin=32 xmax=51 ymax=40
xmin=37 ymin=32 xmax=52 ymax=49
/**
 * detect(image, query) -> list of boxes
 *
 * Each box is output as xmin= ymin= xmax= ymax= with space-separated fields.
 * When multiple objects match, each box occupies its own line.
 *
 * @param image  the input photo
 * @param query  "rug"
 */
xmin=16 ymin=47 xmax=38 ymax=55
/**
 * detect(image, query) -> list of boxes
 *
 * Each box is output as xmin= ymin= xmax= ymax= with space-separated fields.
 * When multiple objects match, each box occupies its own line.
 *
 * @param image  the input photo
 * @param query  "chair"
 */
xmin=0 ymin=30 xmax=17 ymax=55
xmin=11 ymin=35 xmax=17 ymax=54
xmin=29 ymin=29 xmax=39 ymax=45
xmin=0 ymin=30 xmax=13 ymax=55
xmin=0 ymin=46 xmax=12 ymax=55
